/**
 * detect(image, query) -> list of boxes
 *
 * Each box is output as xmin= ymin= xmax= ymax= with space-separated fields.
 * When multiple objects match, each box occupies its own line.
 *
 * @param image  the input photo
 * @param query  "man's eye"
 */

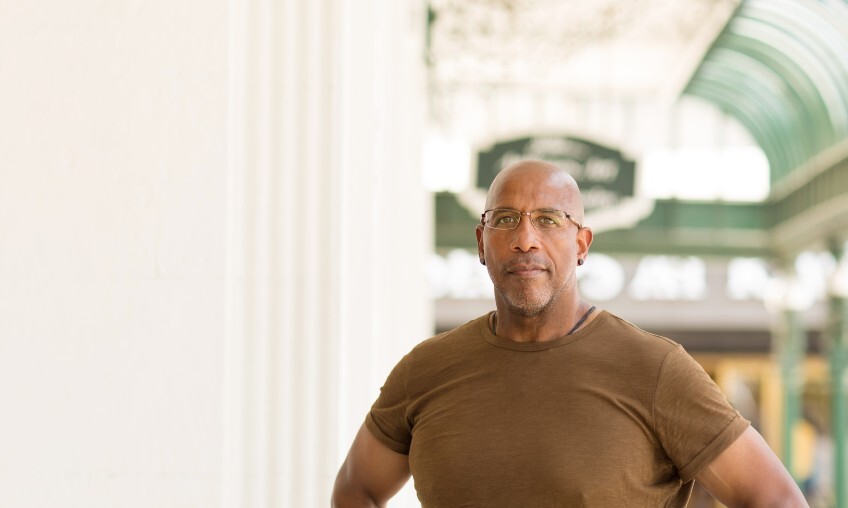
xmin=535 ymin=215 xmax=561 ymax=228
xmin=496 ymin=215 xmax=517 ymax=224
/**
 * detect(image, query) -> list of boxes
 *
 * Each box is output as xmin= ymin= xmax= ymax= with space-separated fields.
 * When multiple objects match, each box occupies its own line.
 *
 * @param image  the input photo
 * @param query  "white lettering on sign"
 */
xmin=427 ymin=250 xmax=494 ymax=299
xmin=428 ymin=252 xmax=802 ymax=303
xmin=526 ymin=138 xmax=590 ymax=159
xmin=628 ymin=256 xmax=707 ymax=301
xmin=558 ymin=158 xmax=585 ymax=179
xmin=585 ymin=157 xmax=620 ymax=182
xmin=726 ymin=258 xmax=770 ymax=300
xmin=581 ymin=187 xmax=620 ymax=209
xmin=577 ymin=253 xmax=626 ymax=301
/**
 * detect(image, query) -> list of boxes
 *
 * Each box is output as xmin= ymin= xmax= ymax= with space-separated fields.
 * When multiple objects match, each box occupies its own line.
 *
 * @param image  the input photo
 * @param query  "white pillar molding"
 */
xmin=225 ymin=1 xmax=431 ymax=506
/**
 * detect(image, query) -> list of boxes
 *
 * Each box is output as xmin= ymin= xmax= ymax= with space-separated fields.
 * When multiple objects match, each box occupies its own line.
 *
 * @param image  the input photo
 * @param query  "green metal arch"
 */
xmin=691 ymin=56 xmax=808 ymax=177
xmin=720 ymin=30 xmax=834 ymax=153
xmin=687 ymin=81 xmax=790 ymax=175
xmin=683 ymin=0 xmax=848 ymax=190
xmin=746 ymin=1 xmax=848 ymax=133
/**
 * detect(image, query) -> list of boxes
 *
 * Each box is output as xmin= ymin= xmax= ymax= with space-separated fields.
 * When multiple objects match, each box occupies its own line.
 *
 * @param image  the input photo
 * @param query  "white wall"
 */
xmin=0 ymin=1 xmax=228 ymax=506
xmin=0 ymin=1 xmax=430 ymax=506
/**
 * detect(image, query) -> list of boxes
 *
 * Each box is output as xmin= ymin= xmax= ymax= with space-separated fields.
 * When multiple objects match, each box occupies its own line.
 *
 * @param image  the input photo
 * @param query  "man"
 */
xmin=333 ymin=160 xmax=807 ymax=507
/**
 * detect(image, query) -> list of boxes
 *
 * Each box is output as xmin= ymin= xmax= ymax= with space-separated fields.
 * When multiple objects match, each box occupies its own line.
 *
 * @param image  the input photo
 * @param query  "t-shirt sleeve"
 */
xmin=364 ymin=352 xmax=414 ymax=455
xmin=653 ymin=345 xmax=750 ymax=482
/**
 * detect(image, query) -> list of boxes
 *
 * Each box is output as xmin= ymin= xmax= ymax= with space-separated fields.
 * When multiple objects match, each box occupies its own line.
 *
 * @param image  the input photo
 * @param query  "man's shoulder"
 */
xmin=593 ymin=310 xmax=683 ymax=358
xmin=392 ymin=314 xmax=490 ymax=381
xmin=411 ymin=313 xmax=490 ymax=355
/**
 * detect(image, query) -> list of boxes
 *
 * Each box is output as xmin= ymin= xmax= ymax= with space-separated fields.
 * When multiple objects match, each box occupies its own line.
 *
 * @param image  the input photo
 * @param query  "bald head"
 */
xmin=485 ymin=160 xmax=585 ymax=223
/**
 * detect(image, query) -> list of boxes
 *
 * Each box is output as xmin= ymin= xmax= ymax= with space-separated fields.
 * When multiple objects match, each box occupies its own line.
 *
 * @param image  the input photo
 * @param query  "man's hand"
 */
xmin=695 ymin=426 xmax=809 ymax=507
xmin=331 ymin=424 xmax=411 ymax=507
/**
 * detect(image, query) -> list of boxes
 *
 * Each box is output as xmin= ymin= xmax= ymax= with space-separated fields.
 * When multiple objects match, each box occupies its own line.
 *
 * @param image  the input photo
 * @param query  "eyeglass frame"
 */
xmin=480 ymin=208 xmax=585 ymax=231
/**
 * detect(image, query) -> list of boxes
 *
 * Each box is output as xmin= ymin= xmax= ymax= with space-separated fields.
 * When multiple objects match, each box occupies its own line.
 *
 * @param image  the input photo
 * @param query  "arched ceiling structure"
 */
xmin=684 ymin=0 xmax=848 ymax=257
xmin=684 ymin=0 xmax=848 ymax=185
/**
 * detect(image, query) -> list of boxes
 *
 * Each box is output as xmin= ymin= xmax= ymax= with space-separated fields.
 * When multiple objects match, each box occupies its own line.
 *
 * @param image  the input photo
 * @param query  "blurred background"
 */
xmin=1 ymin=0 xmax=846 ymax=507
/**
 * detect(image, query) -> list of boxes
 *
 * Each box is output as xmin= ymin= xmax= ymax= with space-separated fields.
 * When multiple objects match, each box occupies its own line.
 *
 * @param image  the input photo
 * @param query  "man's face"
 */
xmin=475 ymin=165 xmax=590 ymax=318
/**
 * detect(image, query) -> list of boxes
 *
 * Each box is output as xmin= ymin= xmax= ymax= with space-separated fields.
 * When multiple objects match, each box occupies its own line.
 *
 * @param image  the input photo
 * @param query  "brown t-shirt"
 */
xmin=366 ymin=310 xmax=750 ymax=507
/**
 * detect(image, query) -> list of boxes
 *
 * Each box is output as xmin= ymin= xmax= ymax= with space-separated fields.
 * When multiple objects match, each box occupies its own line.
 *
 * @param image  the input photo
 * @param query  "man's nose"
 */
xmin=510 ymin=215 xmax=541 ymax=252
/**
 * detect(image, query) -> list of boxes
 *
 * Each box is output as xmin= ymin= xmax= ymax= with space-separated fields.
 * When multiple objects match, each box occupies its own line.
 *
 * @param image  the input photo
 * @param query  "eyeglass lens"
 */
xmin=486 ymin=209 xmax=569 ymax=230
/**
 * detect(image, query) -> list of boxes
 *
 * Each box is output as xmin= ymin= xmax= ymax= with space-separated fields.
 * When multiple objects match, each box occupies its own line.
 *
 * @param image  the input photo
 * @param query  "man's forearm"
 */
xmin=331 ymin=486 xmax=384 ymax=508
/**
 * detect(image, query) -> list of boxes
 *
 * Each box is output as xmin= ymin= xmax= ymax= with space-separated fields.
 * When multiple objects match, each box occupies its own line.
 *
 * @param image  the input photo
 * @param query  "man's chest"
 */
xmin=404 ymin=364 xmax=677 ymax=506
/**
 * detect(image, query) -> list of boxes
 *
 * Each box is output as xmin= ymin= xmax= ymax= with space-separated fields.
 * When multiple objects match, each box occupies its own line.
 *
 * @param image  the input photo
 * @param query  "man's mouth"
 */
xmin=506 ymin=263 xmax=547 ymax=277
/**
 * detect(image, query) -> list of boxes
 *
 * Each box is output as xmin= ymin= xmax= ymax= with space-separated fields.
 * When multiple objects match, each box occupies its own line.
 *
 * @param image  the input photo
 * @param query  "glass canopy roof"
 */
xmin=684 ymin=0 xmax=848 ymax=186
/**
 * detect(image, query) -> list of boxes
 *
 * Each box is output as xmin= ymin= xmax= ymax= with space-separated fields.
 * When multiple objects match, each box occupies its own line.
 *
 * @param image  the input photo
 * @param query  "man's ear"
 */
xmin=577 ymin=227 xmax=593 ymax=259
xmin=475 ymin=225 xmax=486 ymax=265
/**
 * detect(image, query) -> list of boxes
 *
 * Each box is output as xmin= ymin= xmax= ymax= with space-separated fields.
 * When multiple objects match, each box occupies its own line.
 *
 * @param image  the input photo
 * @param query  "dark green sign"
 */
xmin=477 ymin=136 xmax=636 ymax=212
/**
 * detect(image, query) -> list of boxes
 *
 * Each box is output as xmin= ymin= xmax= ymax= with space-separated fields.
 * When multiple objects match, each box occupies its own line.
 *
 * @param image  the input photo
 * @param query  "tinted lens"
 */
xmin=532 ymin=211 xmax=567 ymax=230
xmin=486 ymin=210 xmax=521 ymax=229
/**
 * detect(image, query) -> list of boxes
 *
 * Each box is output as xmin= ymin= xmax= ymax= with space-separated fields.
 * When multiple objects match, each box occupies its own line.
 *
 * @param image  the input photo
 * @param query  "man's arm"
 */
xmin=695 ymin=426 xmax=808 ymax=507
xmin=331 ymin=423 xmax=411 ymax=507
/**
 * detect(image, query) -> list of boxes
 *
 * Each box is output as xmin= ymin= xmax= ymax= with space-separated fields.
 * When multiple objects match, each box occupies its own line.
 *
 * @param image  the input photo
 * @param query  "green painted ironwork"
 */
xmin=829 ymin=295 xmax=848 ymax=507
xmin=770 ymin=155 xmax=848 ymax=228
xmin=828 ymin=240 xmax=848 ymax=508
xmin=683 ymin=0 xmax=848 ymax=188
xmin=778 ymin=309 xmax=806 ymax=483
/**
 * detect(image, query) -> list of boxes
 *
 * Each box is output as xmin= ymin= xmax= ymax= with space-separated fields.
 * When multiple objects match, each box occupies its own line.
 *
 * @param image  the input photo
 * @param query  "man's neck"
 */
xmin=492 ymin=299 xmax=595 ymax=343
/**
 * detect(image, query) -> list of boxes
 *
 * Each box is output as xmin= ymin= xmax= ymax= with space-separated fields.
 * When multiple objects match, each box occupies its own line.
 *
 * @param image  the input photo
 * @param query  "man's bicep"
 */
xmin=332 ymin=423 xmax=411 ymax=507
xmin=695 ymin=426 xmax=807 ymax=507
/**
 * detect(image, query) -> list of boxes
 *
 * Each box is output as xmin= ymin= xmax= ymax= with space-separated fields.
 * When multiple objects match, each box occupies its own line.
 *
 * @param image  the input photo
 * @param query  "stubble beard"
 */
xmin=496 ymin=278 xmax=562 ymax=318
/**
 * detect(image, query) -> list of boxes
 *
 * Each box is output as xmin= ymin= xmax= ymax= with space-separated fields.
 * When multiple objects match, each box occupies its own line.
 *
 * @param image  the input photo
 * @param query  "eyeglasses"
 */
xmin=481 ymin=208 xmax=584 ymax=231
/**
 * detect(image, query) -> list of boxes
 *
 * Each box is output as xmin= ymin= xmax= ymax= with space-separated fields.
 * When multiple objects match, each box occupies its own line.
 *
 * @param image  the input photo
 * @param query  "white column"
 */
xmin=0 ymin=2 xmax=228 ymax=507
xmin=224 ymin=0 xmax=431 ymax=506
